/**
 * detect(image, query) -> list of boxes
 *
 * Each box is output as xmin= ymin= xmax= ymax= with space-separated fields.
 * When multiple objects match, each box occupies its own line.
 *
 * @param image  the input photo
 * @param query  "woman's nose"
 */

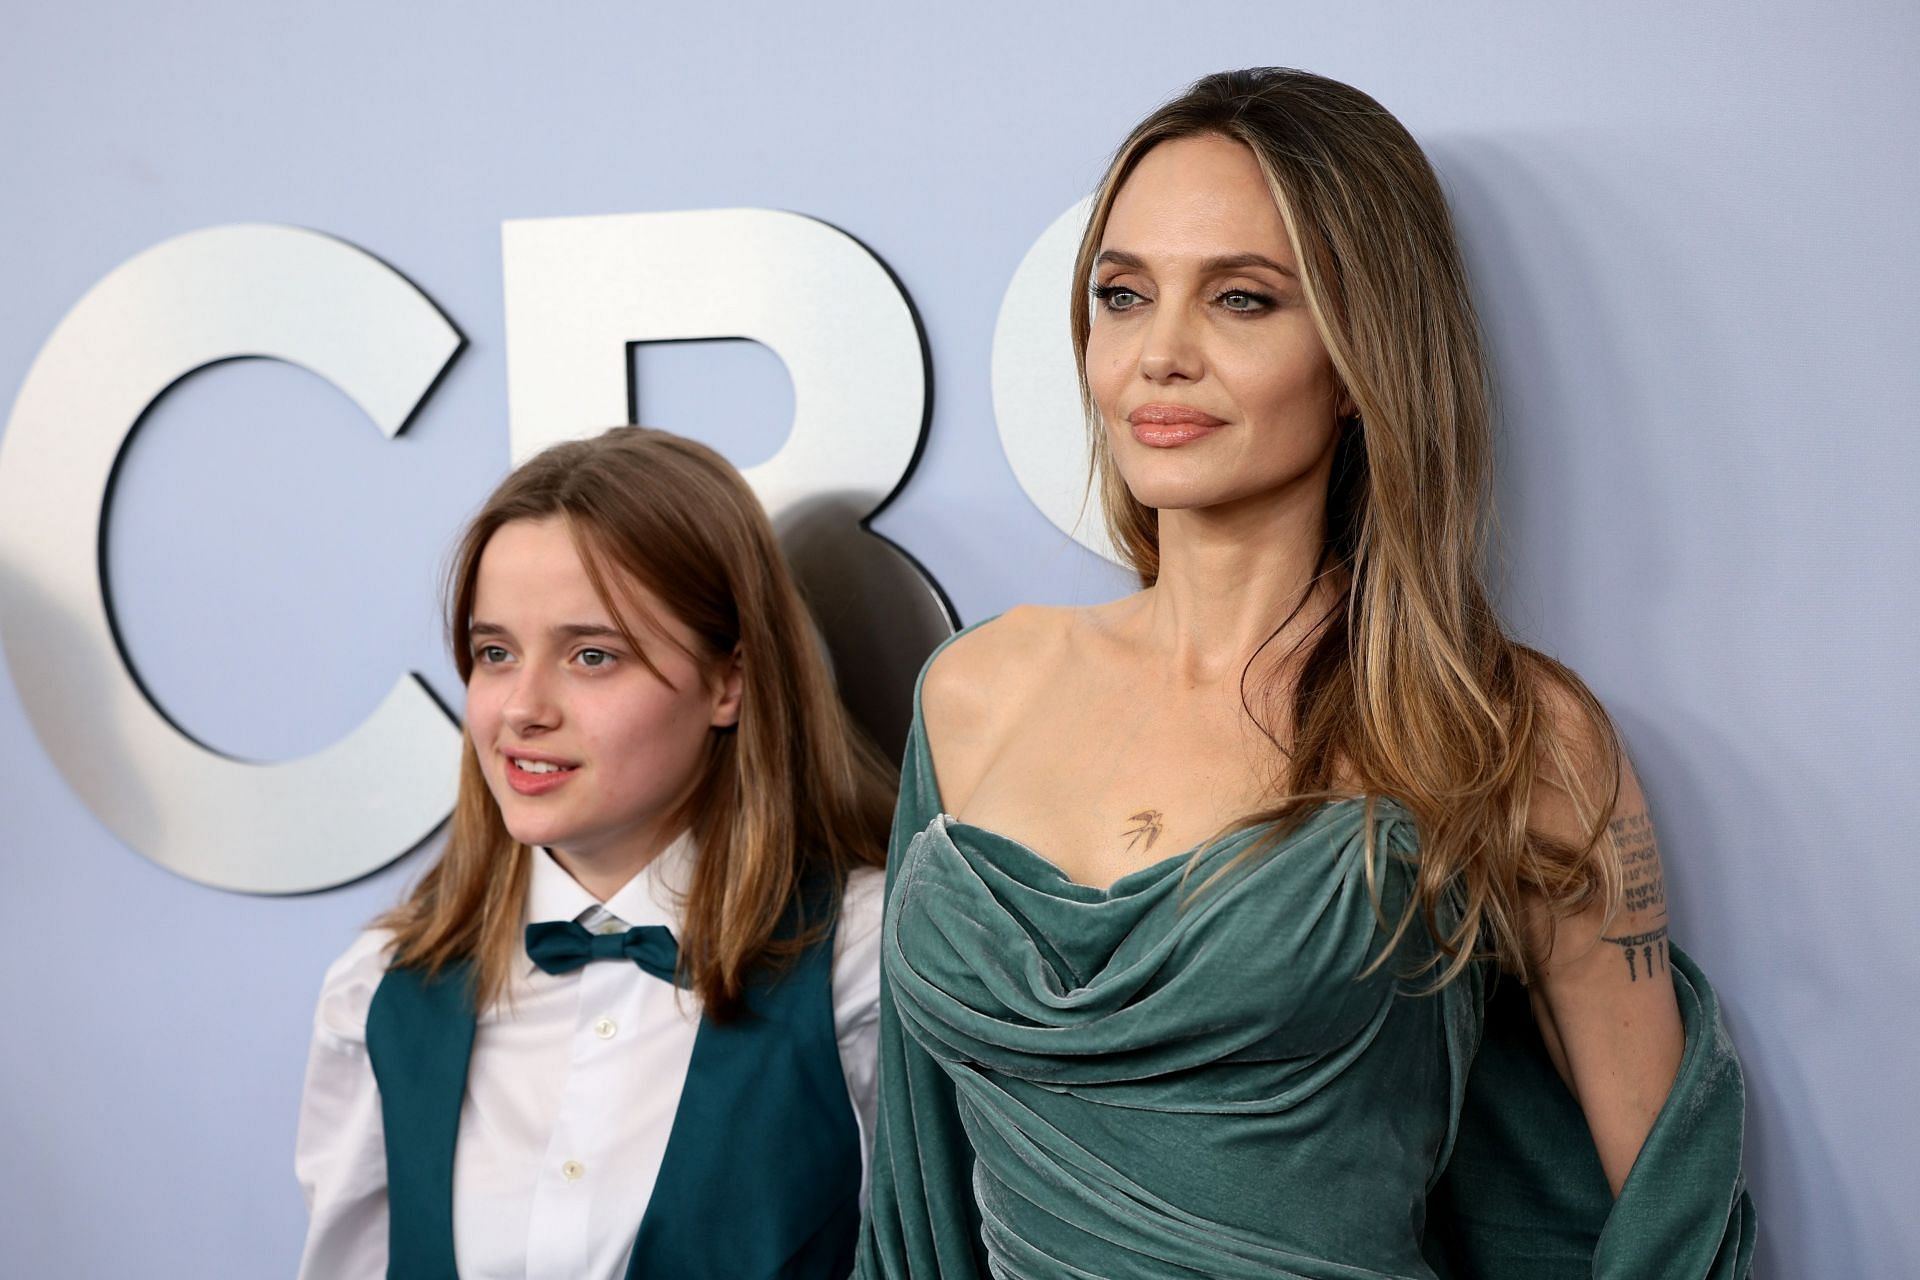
xmin=1138 ymin=303 xmax=1203 ymax=383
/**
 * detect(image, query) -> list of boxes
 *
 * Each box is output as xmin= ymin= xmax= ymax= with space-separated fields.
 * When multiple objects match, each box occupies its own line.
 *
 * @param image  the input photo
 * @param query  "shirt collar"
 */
xmin=522 ymin=832 xmax=698 ymax=975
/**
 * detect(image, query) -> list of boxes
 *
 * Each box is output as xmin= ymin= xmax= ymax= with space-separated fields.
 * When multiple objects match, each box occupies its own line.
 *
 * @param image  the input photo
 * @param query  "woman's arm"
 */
xmin=1429 ymin=683 xmax=1754 ymax=1276
xmin=1525 ymin=724 xmax=1685 ymax=1197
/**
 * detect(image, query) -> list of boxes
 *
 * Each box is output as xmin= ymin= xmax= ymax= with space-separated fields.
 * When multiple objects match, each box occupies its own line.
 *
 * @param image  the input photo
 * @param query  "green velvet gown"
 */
xmin=853 ymin=647 xmax=1755 ymax=1280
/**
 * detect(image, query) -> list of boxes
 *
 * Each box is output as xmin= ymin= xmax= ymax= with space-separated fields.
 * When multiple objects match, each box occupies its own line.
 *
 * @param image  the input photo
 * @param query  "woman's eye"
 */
xmin=1092 ymin=284 xmax=1144 ymax=311
xmin=577 ymin=648 xmax=614 ymax=669
xmin=475 ymin=644 xmax=511 ymax=664
xmin=1218 ymin=289 xmax=1275 ymax=313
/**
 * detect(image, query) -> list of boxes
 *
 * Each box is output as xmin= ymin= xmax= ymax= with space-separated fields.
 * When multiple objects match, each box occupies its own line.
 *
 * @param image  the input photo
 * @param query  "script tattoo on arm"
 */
xmin=1598 ymin=812 xmax=1669 ymax=981
xmin=1598 ymin=925 xmax=1670 ymax=982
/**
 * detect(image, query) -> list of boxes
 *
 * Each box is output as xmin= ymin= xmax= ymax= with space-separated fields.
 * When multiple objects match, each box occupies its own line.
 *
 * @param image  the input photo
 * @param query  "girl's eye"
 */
xmin=1091 ymin=283 xmax=1145 ymax=312
xmin=577 ymin=648 xmax=614 ymax=669
xmin=475 ymin=644 xmax=511 ymax=665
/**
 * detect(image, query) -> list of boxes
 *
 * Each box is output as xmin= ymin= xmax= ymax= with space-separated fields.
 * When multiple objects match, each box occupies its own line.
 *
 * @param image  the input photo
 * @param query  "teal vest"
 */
xmin=365 ymin=913 xmax=862 ymax=1280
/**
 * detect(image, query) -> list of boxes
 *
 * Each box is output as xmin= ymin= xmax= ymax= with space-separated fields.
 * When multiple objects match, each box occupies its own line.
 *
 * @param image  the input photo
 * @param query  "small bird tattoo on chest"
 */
xmin=1123 ymin=809 xmax=1164 ymax=853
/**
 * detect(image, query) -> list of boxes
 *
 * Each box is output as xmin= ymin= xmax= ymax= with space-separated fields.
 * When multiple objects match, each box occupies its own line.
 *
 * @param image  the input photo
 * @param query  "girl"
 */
xmin=856 ymin=69 xmax=1752 ymax=1278
xmin=297 ymin=426 xmax=895 ymax=1279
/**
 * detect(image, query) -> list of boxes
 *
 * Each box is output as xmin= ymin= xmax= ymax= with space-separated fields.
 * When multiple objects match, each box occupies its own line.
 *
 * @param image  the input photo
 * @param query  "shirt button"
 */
xmin=561 ymin=1160 xmax=585 ymax=1183
xmin=593 ymin=1017 xmax=617 ymax=1040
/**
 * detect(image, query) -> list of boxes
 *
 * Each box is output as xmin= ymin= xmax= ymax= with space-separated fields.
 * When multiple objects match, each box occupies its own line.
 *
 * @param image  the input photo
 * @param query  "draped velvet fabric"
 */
xmin=854 ymin=641 xmax=1754 ymax=1280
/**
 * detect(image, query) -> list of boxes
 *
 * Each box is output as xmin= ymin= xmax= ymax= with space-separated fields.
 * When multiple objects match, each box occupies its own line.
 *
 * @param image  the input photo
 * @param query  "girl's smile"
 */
xmin=502 ymin=748 xmax=579 ymax=795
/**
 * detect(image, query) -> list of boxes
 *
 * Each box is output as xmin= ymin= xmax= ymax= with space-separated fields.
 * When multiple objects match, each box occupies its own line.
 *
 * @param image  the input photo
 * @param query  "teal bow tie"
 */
xmin=524 ymin=920 xmax=679 ymax=983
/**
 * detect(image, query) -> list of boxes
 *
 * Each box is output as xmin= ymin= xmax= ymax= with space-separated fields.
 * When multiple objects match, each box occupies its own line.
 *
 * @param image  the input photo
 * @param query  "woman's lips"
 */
xmin=1128 ymin=404 xmax=1226 ymax=448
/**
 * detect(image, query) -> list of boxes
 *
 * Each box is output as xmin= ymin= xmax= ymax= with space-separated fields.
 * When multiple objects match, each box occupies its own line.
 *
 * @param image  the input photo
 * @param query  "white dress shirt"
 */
xmin=295 ymin=836 xmax=884 ymax=1280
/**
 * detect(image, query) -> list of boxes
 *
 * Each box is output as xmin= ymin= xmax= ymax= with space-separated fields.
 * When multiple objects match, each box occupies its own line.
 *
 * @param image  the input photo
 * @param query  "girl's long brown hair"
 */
xmin=379 ymin=427 xmax=895 ymax=1017
xmin=1072 ymin=69 xmax=1622 ymax=986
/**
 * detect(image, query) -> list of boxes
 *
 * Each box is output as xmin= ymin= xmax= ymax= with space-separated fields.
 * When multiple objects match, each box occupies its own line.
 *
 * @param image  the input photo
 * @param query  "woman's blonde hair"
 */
xmin=380 ymin=427 xmax=894 ymax=1017
xmin=1072 ymin=68 xmax=1621 ymax=985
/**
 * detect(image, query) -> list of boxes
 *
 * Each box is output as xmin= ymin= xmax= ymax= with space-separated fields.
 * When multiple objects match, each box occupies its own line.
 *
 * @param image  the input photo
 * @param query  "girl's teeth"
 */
xmin=513 ymin=759 xmax=565 ymax=774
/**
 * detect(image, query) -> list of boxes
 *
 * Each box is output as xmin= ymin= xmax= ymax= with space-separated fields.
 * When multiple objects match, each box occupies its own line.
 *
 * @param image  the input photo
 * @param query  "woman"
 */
xmin=297 ymin=427 xmax=895 ymax=1279
xmin=856 ymin=69 xmax=1752 ymax=1278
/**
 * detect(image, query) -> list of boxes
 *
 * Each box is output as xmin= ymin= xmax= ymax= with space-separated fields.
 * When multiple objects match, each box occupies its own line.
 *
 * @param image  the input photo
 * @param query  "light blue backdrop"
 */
xmin=3 ymin=2 xmax=1915 ymax=1274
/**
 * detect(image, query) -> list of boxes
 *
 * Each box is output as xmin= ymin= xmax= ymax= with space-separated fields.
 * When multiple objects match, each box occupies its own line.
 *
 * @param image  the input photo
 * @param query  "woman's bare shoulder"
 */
xmin=1521 ymin=656 xmax=1631 ymax=853
xmin=921 ymin=605 xmax=1079 ymax=809
xmin=1516 ymin=655 xmax=1670 ymax=974
xmin=923 ymin=606 xmax=1075 ymax=718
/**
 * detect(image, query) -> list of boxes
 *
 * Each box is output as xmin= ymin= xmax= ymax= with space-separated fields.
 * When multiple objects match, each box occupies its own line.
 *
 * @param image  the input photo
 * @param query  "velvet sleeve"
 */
xmin=1424 ymin=945 xmax=1757 ymax=1279
xmin=851 ymin=696 xmax=992 ymax=1279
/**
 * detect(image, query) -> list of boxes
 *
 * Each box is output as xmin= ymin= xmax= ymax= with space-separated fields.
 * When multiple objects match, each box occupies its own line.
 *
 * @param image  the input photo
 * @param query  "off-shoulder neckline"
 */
xmin=911 ymin=615 xmax=1401 ymax=895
